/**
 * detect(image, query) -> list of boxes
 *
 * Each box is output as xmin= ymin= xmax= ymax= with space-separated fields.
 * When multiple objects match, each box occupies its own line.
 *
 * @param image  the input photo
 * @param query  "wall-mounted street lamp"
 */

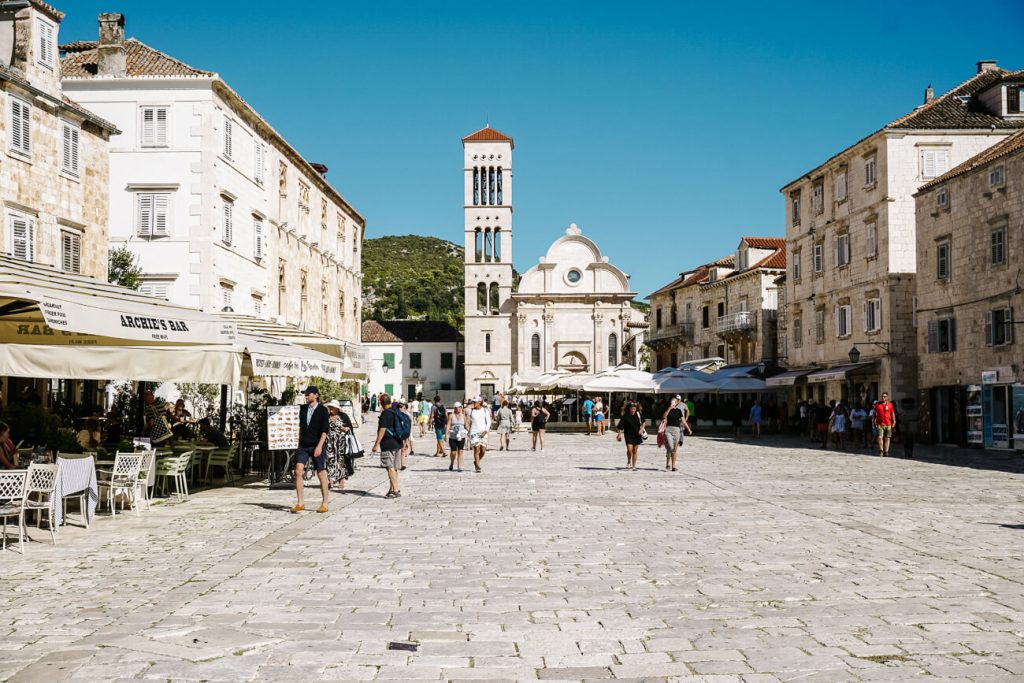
xmin=848 ymin=341 xmax=891 ymax=364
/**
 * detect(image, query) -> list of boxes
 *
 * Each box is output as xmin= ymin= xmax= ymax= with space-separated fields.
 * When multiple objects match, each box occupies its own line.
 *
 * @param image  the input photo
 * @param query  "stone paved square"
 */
xmin=2 ymin=419 xmax=1023 ymax=681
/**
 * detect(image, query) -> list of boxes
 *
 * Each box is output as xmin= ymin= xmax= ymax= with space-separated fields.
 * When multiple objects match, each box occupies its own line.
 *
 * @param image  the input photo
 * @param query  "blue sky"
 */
xmin=61 ymin=1 xmax=1024 ymax=299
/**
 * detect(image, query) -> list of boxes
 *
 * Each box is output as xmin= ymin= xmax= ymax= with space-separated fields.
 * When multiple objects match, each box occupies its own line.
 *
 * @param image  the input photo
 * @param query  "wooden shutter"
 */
xmin=223 ymin=117 xmax=233 ymax=158
xmin=153 ymin=194 xmax=169 ymax=236
xmin=949 ymin=318 xmax=956 ymax=351
xmin=223 ymin=201 xmax=233 ymax=245
xmin=927 ymin=320 xmax=938 ymax=353
xmin=141 ymin=108 xmax=154 ymax=145
xmin=138 ymin=193 xmax=153 ymax=236
xmin=922 ymin=150 xmax=937 ymax=178
xmin=862 ymin=302 xmax=868 ymax=332
xmin=9 ymin=215 xmax=33 ymax=261
xmin=254 ymin=217 xmax=264 ymax=258
xmin=10 ymin=98 xmax=30 ymax=154
xmin=255 ymin=142 xmax=264 ymax=184
xmin=38 ymin=20 xmax=53 ymax=64
xmin=61 ymin=122 xmax=79 ymax=174
xmin=985 ymin=310 xmax=994 ymax=346
xmin=61 ymin=231 xmax=81 ymax=273
xmin=155 ymin=108 xmax=167 ymax=145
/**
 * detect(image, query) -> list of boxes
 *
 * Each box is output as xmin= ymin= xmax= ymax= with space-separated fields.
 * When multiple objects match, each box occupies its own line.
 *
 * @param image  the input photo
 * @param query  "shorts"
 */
xmin=470 ymin=432 xmax=488 ymax=448
xmin=816 ymin=423 xmax=827 ymax=434
xmin=449 ymin=437 xmax=465 ymax=451
xmin=594 ymin=413 xmax=604 ymax=422
xmin=380 ymin=449 xmax=401 ymax=469
xmin=434 ymin=427 xmax=446 ymax=440
xmin=584 ymin=413 xmax=592 ymax=422
xmin=294 ymin=446 xmax=326 ymax=472
xmin=663 ymin=425 xmax=681 ymax=453
xmin=877 ymin=425 xmax=893 ymax=438
xmin=418 ymin=415 xmax=428 ymax=424
xmin=497 ymin=423 xmax=511 ymax=434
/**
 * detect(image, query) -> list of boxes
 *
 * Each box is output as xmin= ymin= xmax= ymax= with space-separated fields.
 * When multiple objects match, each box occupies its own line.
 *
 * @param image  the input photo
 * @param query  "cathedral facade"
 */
xmin=461 ymin=126 xmax=646 ymax=398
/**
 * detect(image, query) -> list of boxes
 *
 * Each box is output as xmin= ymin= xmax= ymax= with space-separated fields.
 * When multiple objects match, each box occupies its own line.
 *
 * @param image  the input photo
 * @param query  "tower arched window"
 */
xmin=531 ymin=333 xmax=540 ymax=367
xmin=497 ymin=168 xmax=503 ymax=205
xmin=608 ymin=333 xmax=618 ymax=366
xmin=494 ymin=228 xmax=501 ymax=262
xmin=474 ymin=228 xmax=482 ymax=263
xmin=489 ymin=282 xmax=499 ymax=314
xmin=476 ymin=282 xmax=487 ymax=314
xmin=483 ymin=228 xmax=492 ymax=263
xmin=488 ymin=167 xmax=495 ymax=205
xmin=485 ymin=333 xmax=491 ymax=353
xmin=473 ymin=167 xmax=480 ymax=205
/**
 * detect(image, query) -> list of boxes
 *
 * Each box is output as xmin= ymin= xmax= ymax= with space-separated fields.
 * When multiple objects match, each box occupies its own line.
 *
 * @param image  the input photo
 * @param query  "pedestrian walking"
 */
xmin=429 ymin=396 xmax=447 ymax=457
xmin=513 ymin=400 xmax=523 ymax=432
xmin=616 ymin=401 xmax=644 ymax=471
xmin=593 ymin=397 xmax=606 ymax=435
xmin=814 ymin=399 xmax=831 ymax=448
xmin=497 ymin=400 xmax=514 ymax=451
xmin=849 ymin=403 xmax=867 ymax=448
xmin=874 ymin=392 xmax=896 ymax=457
xmin=370 ymin=393 xmax=377 ymax=412
xmin=829 ymin=401 xmax=848 ymax=450
xmin=292 ymin=385 xmax=331 ymax=514
xmin=582 ymin=395 xmax=594 ymax=434
xmin=325 ymin=399 xmax=355 ymax=491
xmin=749 ymin=400 xmax=763 ymax=438
xmin=530 ymin=400 xmax=550 ymax=452
xmin=468 ymin=396 xmax=491 ymax=473
xmin=371 ymin=394 xmax=406 ymax=498
xmin=661 ymin=397 xmax=691 ymax=472
xmin=418 ymin=395 xmax=431 ymax=437
xmin=447 ymin=402 xmax=467 ymax=471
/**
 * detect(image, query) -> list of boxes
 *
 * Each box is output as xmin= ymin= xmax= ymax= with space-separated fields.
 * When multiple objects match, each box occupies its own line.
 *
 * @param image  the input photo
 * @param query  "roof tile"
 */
xmin=919 ymin=127 xmax=1024 ymax=191
xmin=462 ymin=125 xmax=514 ymax=146
xmin=362 ymin=320 xmax=464 ymax=344
xmin=60 ymin=38 xmax=214 ymax=78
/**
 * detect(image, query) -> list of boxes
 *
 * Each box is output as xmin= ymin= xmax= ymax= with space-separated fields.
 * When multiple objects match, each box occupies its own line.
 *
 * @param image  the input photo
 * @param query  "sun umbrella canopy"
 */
xmin=709 ymin=375 xmax=769 ymax=393
xmin=652 ymin=370 xmax=715 ymax=394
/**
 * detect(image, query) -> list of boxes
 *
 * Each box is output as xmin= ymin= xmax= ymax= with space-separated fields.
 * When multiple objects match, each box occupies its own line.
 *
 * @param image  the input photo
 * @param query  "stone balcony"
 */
xmin=647 ymin=321 xmax=696 ymax=345
xmin=716 ymin=311 xmax=758 ymax=340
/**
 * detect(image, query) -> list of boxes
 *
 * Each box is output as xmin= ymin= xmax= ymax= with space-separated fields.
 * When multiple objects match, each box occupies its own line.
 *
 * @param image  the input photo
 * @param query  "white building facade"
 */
xmin=60 ymin=14 xmax=364 ymax=345
xmin=362 ymin=320 xmax=464 ymax=404
xmin=461 ymin=126 xmax=645 ymax=398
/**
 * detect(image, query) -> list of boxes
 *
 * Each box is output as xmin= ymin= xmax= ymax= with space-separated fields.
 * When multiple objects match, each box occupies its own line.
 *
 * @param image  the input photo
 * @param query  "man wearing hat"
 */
xmin=293 ymin=385 xmax=330 ymax=513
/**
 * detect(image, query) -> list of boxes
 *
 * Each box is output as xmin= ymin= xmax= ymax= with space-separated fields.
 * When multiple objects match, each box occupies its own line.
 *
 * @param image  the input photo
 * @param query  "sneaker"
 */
xmin=457 ymin=467 xmax=463 ymax=472
xmin=290 ymin=504 xmax=305 ymax=514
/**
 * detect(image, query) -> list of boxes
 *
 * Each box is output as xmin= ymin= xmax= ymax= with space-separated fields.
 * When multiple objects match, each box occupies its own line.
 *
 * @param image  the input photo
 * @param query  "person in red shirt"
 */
xmin=874 ymin=392 xmax=897 ymax=457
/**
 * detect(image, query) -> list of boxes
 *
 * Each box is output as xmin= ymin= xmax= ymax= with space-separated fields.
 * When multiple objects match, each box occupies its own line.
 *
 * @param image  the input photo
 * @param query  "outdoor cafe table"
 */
xmin=53 ymin=454 xmax=98 ymax=527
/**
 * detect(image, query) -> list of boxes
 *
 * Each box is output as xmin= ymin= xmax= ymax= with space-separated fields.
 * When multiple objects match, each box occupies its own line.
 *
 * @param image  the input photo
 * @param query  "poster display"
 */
xmin=1013 ymin=384 xmax=1024 ymax=450
xmin=266 ymin=405 xmax=300 ymax=451
xmin=966 ymin=385 xmax=983 ymax=445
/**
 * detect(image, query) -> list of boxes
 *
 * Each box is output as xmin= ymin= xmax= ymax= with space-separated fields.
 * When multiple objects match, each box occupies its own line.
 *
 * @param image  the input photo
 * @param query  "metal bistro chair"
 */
xmin=155 ymin=451 xmax=192 ymax=502
xmin=23 ymin=463 xmax=59 ymax=545
xmin=136 ymin=450 xmax=156 ymax=511
xmin=57 ymin=453 xmax=95 ymax=530
xmin=0 ymin=470 xmax=28 ymax=553
xmin=97 ymin=452 xmax=144 ymax=516
xmin=204 ymin=442 xmax=238 ymax=485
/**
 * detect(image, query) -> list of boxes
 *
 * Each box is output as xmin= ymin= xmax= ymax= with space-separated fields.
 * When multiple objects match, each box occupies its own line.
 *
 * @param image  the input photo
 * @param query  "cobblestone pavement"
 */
xmin=2 ymin=417 xmax=1024 ymax=682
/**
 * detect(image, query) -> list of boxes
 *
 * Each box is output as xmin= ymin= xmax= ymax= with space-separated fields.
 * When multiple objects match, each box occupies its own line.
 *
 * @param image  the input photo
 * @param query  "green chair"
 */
xmin=204 ymin=443 xmax=237 ymax=485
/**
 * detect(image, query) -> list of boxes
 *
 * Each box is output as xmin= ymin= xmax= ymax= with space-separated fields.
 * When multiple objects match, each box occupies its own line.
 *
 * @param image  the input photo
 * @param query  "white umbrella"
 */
xmin=709 ymin=375 xmax=769 ymax=393
xmin=652 ymin=369 xmax=716 ymax=394
xmin=582 ymin=374 xmax=654 ymax=393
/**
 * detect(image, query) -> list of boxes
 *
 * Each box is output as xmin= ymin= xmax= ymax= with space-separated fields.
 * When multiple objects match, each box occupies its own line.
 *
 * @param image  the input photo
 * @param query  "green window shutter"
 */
xmin=384 ymin=383 xmax=394 ymax=395
xmin=383 ymin=353 xmax=395 ymax=369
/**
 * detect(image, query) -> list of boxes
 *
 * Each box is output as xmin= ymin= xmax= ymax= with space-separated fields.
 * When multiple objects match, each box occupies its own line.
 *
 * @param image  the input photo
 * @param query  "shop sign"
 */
xmin=981 ymin=370 xmax=999 ymax=384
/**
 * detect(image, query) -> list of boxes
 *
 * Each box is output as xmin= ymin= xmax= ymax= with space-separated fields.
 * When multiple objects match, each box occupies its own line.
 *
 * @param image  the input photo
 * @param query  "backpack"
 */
xmin=386 ymin=407 xmax=412 ymax=442
xmin=433 ymin=404 xmax=447 ymax=429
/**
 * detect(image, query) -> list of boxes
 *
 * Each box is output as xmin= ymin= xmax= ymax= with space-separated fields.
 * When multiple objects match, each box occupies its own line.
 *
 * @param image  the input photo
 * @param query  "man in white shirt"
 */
xmin=468 ymin=395 xmax=492 ymax=473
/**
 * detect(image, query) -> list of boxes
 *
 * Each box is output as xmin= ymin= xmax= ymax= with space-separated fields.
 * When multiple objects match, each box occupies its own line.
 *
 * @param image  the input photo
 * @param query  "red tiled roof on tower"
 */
xmin=462 ymin=124 xmax=514 ymax=147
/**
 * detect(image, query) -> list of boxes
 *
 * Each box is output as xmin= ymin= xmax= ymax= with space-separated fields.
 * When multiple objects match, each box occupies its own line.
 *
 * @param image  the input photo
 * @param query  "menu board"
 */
xmin=266 ymin=405 xmax=300 ymax=451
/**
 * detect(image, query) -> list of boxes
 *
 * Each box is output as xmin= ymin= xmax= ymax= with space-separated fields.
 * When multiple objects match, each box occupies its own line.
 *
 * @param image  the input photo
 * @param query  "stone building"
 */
xmin=779 ymin=61 xmax=1023 ymax=408
xmin=914 ymin=126 xmax=1024 ymax=449
xmin=460 ymin=126 xmax=645 ymax=398
xmin=0 ymin=1 xmax=116 ymax=278
xmin=646 ymin=237 xmax=785 ymax=371
xmin=60 ymin=14 xmax=364 ymax=346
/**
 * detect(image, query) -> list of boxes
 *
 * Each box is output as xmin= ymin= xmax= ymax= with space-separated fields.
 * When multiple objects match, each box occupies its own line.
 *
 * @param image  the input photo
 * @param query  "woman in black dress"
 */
xmin=616 ymin=402 xmax=644 ymax=470
xmin=325 ymin=400 xmax=355 ymax=490
xmin=530 ymin=401 xmax=550 ymax=452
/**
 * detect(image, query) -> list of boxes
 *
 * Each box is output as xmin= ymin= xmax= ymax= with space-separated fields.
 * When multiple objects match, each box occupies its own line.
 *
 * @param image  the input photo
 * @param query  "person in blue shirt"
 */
xmin=582 ymin=395 xmax=595 ymax=435
xmin=749 ymin=400 xmax=763 ymax=438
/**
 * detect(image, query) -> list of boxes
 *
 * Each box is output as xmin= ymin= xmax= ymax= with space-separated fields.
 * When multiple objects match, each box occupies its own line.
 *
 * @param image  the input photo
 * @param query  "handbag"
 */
xmin=656 ymin=431 xmax=665 ymax=447
xmin=657 ymin=419 xmax=667 ymax=434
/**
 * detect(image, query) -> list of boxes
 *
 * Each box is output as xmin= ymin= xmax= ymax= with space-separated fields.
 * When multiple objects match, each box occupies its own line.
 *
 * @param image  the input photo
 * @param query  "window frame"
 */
xmin=136 ymin=192 xmax=171 ymax=238
xmin=813 ymin=243 xmax=824 ymax=273
xmin=920 ymin=147 xmax=950 ymax=180
xmin=409 ymin=352 xmax=422 ymax=369
xmin=989 ymin=165 xmax=1005 ymax=189
xmin=60 ymin=119 xmax=80 ymax=176
xmin=835 ymin=304 xmax=852 ymax=338
xmin=936 ymin=187 xmax=949 ymax=208
xmin=36 ymin=18 xmax=54 ymax=69
xmin=836 ymin=233 xmax=851 ymax=267
xmin=792 ymin=250 xmax=801 ymax=280
xmin=9 ymin=96 xmax=32 ymax=156
xmin=440 ymin=352 xmax=454 ymax=369
xmin=140 ymin=105 xmax=168 ymax=147
xmin=985 ymin=307 xmax=1014 ymax=347
xmin=221 ymin=197 xmax=234 ymax=246
xmin=811 ymin=180 xmax=824 ymax=214
xmin=835 ymin=170 xmax=848 ymax=201
xmin=927 ymin=317 xmax=956 ymax=353
xmin=60 ymin=228 xmax=82 ymax=274
xmin=253 ymin=215 xmax=264 ymax=259
xmin=864 ymin=156 xmax=877 ymax=187
xmin=866 ymin=221 xmax=877 ymax=258
xmin=223 ymin=116 xmax=234 ymax=160
xmin=382 ymin=352 xmax=395 ymax=370
xmin=864 ymin=298 xmax=882 ymax=333
xmin=7 ymin=211 xmax=35 ymax=262
xmin=814 ymin=308 xmax=825 ymax=344
xmin=793 ymin=317 xmax=802 ymax=348
xmin=936 ymin=239 xmax=951 ymax=280
xmin=991 ymin=226 xmax=1007 ymax=266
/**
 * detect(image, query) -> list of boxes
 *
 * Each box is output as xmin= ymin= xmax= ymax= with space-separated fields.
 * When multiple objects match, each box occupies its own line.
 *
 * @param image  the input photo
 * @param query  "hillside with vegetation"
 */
xmin=361 ymin=235 xmax=466 ymax=329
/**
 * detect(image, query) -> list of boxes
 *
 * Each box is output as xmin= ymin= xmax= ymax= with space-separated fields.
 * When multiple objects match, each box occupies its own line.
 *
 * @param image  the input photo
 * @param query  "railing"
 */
xmin=648 ymin=321 xmax=695 ymax=342
xmin=716 ymin=311 xmax=757 ymax=333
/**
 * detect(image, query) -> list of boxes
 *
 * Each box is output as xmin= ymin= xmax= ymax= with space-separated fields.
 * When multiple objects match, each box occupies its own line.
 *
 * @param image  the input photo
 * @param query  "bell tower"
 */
xmin=462 ymin=125 xmax=514 ymax=399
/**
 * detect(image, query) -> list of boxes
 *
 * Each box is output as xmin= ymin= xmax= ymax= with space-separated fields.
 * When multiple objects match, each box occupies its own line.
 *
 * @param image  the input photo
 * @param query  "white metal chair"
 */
xmin=23 ymin=463 xmax=59 ymax=545
xmin=57 ymin=455 xmax=93 ymax=530
xmin=0 ymin=470 xmax=28 ymax=553
xmin=155 ymin=451 xmax=192 ymax=502
xmin=136 ymin=450 xmax=156 ymax=511
xmin=97 ymin=452 xmax=144 ymax=516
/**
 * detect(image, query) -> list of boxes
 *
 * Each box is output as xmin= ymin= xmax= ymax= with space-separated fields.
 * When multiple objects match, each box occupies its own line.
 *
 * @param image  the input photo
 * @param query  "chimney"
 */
xmin=310 ymin=162 xmax=328 ymax=177
xmin=977 ymin=60 xmax=998 ymax=74
xmin=924 ymin=84 xmax=934 ymax=104
xmin=97 ymin=13 xmax=125 ymax=77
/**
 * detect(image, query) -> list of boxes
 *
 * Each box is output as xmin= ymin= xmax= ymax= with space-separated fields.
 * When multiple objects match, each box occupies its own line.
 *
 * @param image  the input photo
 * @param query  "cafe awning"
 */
xmin=806 ymin=362 xmax=877 ymax=384
xmin=766 ymin=368 xmax=817 ymax=387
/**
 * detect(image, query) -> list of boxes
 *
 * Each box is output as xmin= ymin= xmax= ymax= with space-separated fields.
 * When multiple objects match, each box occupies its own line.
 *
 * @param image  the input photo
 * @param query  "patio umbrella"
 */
xmin=652 ymin=370 xmax=716 ymax=394
xmin=709 ymin=375 xmax=769 ymax=393
xmin=581 ymin=374 xmax=654 ymax=393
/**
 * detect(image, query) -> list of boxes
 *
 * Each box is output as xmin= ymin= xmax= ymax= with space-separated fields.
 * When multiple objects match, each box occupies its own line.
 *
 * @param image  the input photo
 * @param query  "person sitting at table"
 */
xmin=0 ymin=422 xmax=15 ymax=469
xmin=76 ymin=418 xmax=101 ymax=450
xmin=197 ymin=418 xmax=229 ymax=448
xmin=104 ymin=409 xmax=122 ymax=445
xmin=171 ymin=399 xmax=192 ymax=439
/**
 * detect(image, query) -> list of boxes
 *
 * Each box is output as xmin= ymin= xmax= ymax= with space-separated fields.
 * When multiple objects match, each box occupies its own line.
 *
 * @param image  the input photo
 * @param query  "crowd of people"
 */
xmin=798 ymin=392 xmax=904 ymax=457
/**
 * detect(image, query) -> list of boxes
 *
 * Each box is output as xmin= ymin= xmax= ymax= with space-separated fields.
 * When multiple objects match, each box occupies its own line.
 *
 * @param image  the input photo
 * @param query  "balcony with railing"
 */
xmin=648 ymin=321 xmax=696 ymax=344
xmin=715 ymin=311 xmax=757 ymax=338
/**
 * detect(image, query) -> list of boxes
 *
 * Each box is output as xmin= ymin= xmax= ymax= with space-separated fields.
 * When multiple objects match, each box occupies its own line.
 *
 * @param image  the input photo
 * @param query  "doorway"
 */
xmin=990 ymin=385 xmax=1010 ymax=448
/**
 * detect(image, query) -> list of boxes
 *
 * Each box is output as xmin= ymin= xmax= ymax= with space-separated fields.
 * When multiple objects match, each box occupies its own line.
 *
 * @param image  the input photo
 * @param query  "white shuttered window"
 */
xmin=254 ymin=142 xmax=265 ymax=184
xmin=140 ymin=106 xmax=168 ymax=147
xmin=61 ymin=230 xmax=81 ymax=273
xmin=222 ymin=199 xmax=233 ymax=245
xmin=863 ymin=298 xmax=882 ymax=332
xmin=835 ymin=305 xmax=852 ymax=338
xmin=37 ymin=19 xmax=54 ymax=67
xmin=920 ymin=148 xmax=950 ymax=179
xmin=223 ymin=117 xmax=233 ymax=159
xmin=137 ymin=193 xmax=170 ymax=237
xmin=61 ymin=121 xmax=80 ymax=175
xmin=9 ymin=97 xmax=31 ymax=155
xmin=7 ymin=213 xmax=35 ymax=261
xmin=866 ymin=222 xmax=878 ymax=258
xmin=253 ymin=215 xmax=264 ymax=259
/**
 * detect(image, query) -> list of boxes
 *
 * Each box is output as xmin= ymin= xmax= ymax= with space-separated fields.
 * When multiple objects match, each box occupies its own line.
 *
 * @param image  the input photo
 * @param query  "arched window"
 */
xmin=483 ymin=228 xmax=492 ymax=263
xmin=485 ymin=333 xmax=491 ymax=353
xmin=488 ymin=167 xmax=495 ymax=205
xmin=489 ymin=282 xmax=499 ymax=313
xmin=476 ymin=282 xmax=487 ymax=314
xmin=474 ymin=228 xmax=482 ymax=263
xmin=473 ymin=167 xmax=480 ymax=205
xmin=497 ymin=168 xmax=503 ymax=205
xmin=608 ymin=333 xmax=618 ymax=366
xmin=531 ymin=333 xmax=540 ymax=366
xmin=494 ymin=228 xmax=501 ymax=262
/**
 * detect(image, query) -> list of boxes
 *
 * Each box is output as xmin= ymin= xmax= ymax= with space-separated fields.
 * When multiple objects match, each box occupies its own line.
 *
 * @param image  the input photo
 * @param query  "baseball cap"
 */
xmin=302 ymin=385 xmax=319 ymax=395
xmin=453 ymin=401 xmax=462 ymax=408
xmin=472 ymin=395 xmax=483 ymax=402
